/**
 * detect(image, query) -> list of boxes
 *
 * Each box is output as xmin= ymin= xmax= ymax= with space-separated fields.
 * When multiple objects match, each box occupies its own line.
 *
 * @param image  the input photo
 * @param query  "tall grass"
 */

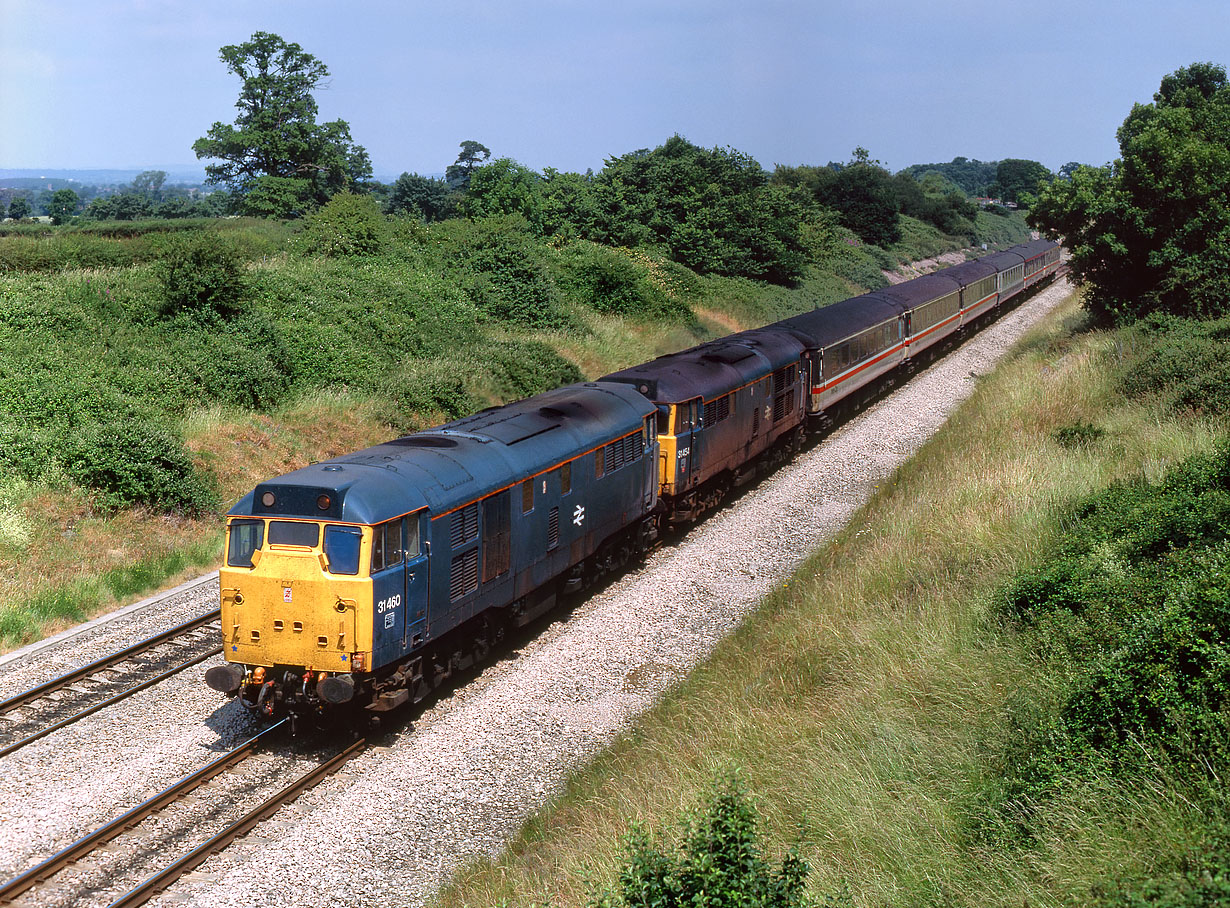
xmin=434 ymin=289 xmax=1223 ymax=908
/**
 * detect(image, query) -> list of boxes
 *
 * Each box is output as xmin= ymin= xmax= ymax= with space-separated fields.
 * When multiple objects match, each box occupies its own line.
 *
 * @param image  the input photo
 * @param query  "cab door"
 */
xmin=675 ymin=398 xmax=702 ymax=490
xmin=403 ymin=512 xmax=428 ymax=650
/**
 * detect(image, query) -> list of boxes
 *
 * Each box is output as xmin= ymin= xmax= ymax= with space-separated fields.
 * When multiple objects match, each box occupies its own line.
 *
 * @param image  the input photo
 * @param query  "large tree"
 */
xmin=1030 ymin=62 xmax=1230 ymax=322
xmin=193 ymin=31 xmax=371 ymax=218
xmin=446 ymin=140 xmax=491 ymax=190
xmin=586 ymin=135 xmax=808 ymax=284
xmin=994 ymin=158 xmax=1052 ymax=205
xmin=47 ymin=188 xmax=80 ymax=225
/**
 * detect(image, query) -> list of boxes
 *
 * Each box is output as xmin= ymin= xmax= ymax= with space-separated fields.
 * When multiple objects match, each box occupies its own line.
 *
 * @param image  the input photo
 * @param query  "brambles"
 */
xmin=61 ymin=420 xmax=218 ymax=515
xmin=153 ymin=231 xmax=248 ymax=319
xmin=297 ymin=192 xmax=389 ymax=257
xmin=593 ymin=775 xmax=817 ymax=908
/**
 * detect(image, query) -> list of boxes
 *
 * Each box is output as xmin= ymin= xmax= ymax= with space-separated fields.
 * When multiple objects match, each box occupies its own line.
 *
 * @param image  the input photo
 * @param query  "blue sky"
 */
xmin=2 ymin=0 xmax=1227 ymax=179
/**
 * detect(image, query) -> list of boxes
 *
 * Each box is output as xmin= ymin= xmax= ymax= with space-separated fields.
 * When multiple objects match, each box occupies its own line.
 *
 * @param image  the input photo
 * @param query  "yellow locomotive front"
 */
xmin=208 ymin=514 xmax=376 ymax=715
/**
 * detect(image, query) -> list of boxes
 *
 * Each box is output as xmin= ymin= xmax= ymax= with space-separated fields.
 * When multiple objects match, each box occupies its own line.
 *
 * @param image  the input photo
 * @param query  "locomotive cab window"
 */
xmin=560 ymin=461 xmax=572 ymax=495
xmin=324 ymin=525 xmax=362 ymax=575
xmin=269 ymin=521 xmax=319 ymax=548
xmin=227 ymin=519 xmax=264 ymax=568
xmin=371 ymin=517 xmax=405 ymax=573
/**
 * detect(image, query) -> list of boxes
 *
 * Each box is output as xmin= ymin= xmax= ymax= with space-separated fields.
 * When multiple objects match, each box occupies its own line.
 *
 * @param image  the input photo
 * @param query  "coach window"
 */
xmin=560 ymin=461 xmax=572 ymax=495
xmin=227 ymin=519 xmax=264 ymax=568
xmin=324 ymin=525 xmax=361 ymax=575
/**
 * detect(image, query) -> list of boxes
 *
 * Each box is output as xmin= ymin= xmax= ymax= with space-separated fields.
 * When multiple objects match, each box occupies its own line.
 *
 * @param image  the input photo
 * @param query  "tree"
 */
xmin=1030 ymin=62 xmax=1230 ymax=322
xmin=193 ymin=31 xmax=372 ymax=218
xmin=458 ymin=158 xmax=544 ymax=231
xmin=85 ymin=193 xmax=153 ymax=221
xmin=446 ymin=140 xmax=491 ymax=190
xmin=47 ymin=188 xmax=80 ymax=225
xmin=995 ymin=158 xmax=1052 ymax=205
xmin=1057 ymin=161 xmax=1086 ymax=181
xmin=387 ymin=172 xmax=456 ymax=221
xmin=130 ymin=170 xmax=167 ymax=199
xmin=587 ymin=135 xmax=808 ymax=283
xmin=7 ymin=197 xmax=31 ymax=220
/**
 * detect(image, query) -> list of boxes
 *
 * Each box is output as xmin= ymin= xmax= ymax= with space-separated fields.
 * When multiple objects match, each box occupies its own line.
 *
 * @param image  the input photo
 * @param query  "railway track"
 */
xmin=0 ymin=613 xmax=221 ymax=758
xmin=0 ymin=719 xmax=367 ymax=908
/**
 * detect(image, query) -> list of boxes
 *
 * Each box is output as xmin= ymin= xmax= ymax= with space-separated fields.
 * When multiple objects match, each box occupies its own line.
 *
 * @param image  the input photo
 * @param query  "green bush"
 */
xmin=153 ymin=232 xmax=248 ymax=319
xmin=1053 ymin=421 xmax=1106 ymax=449
xmin=1120 ymin=315 xmax=1230 ymax=417
xmin=483 ymin=339 xmax=582 ymax=400
xmin=434 ymin=216 xmax=569 ymax=329
xmin=983 ymin=445 xmax=1230 ymax=848
xmin=61 ymin=420 xmax=217 ymax=514
xmin=558 ymin=242 xmax=684 ymax=319
xmin=297 ymin=192 xmax=389 ymax=257
xmin=593 ymin=775 xmax=817 ymax=908
xmin=377 ymin=358 xmax=478 ymax=429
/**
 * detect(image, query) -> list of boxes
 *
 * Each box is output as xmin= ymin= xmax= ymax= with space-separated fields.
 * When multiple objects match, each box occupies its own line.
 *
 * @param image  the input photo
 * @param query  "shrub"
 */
xmin=297 ymin=192 xmax=389 ymax=257
xmin=153 ymin=232 xmax=248 ymax=319
xmin=483 ymin=339 xmax=582 ymax=400
xmin=1120 ymin=315 xmax=1230 ymax=416
xmin=436 ymin=216 xmax=568 ymax=329
xmin=1052 ymin=421 xmax=1106 ymax=449
xmin=593 ymin=775 xmax=815 ymax=908
xmin=558 ymin=242 xmax=681 ymax=319
xmin=377 ymin=358 xmax=478 ymax=429
xmin=61 ymin=420 xmax=218 ymax=514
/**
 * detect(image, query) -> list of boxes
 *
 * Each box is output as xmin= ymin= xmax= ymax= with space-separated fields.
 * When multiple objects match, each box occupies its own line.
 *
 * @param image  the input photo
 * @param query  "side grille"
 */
xmin=450 ymin=504 xmax=479 ymax=548
xmin=548 ymin=506 xmax=560 ymax=550
xmin=773 ymin=365 xmax=793 ymax=394
xmin=449 ymin=549 xmax=478 ymax=601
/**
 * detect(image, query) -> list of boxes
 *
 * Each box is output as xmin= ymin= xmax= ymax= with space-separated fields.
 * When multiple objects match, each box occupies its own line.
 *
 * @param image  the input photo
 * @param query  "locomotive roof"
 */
xmin=601 ymin=339 xmax=774 ymax=403
xmin=230 ymin=382 xmax=655 ymax=525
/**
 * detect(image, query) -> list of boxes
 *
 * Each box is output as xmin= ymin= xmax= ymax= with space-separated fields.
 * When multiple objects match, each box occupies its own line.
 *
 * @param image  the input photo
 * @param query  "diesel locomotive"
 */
xmin=205 ymin=239 xmax=1061 ymax=722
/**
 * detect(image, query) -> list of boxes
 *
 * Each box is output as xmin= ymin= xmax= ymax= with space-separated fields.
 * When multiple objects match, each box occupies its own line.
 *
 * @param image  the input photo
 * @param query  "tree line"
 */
xmin=8 ymin=31 xmax=1061 ymax=287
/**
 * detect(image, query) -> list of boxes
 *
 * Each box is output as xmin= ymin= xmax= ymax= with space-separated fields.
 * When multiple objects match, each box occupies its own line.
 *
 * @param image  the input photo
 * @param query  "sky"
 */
xmin=2 ymin=0 xmax=1228 ymax=180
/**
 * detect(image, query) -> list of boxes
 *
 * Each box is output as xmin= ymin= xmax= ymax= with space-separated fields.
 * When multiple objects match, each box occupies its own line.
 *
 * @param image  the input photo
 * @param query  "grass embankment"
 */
xmin=0 ymin=210 xmax=1030 ymax=650
xmin=434 ymin=288 xmax=1227 ymax=907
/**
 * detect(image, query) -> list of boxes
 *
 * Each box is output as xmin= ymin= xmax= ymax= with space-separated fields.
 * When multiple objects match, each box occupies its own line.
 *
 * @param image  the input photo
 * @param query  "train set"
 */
xmin=205 ymin=239 xmax=1062 ymax=723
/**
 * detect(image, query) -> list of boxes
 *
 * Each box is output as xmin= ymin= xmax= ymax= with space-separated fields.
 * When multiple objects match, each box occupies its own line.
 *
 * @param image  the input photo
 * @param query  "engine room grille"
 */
xmin=449 ymin=548 xmax=478 ymax=601
xmin=703 ymin=394 xmax=731 ymax=428
xmin=600 ymin=432 xmax=643 ymax=475
xmin=773 ymin=392 xmax=794 ymax=423
xmin=773 ymin=365 xmax=793 ymax=394
xmin=548 ymin=506 xmax=560 ymax=550
xmin=450 ymin=503 xmax=479 ymax=548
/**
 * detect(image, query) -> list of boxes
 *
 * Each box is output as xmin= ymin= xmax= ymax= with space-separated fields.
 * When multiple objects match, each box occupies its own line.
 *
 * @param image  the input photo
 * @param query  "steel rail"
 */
xmin=0 ymin=719 xmax=288 ymax=906
xmin=0 ymin=611 xmax=219 ymax=716
xmin=104 ymin=735 xmax=368 ymax=908
xmin=0 ymin=647 xmax=222 ymax=760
